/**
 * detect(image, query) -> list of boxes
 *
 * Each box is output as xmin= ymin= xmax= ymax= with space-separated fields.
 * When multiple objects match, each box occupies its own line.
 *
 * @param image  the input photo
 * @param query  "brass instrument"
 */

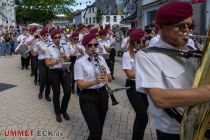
xmin=180 ymin=31 xmax=210 ymax=140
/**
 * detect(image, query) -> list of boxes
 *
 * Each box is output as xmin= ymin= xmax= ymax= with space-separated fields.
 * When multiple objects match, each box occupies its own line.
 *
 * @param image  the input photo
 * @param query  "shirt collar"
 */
xmin=156 ymin=38 xmax=178 ymax=50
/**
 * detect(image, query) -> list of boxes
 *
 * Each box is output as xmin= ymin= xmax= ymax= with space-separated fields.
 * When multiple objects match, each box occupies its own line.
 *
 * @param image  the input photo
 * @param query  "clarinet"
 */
xmin=93 ymin=51 xmax=119 ymax=106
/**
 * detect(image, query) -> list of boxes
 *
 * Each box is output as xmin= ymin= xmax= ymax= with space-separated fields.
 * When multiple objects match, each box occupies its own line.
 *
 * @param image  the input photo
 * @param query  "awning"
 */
xmin=120 ymin=11 xmax=137 ymax=24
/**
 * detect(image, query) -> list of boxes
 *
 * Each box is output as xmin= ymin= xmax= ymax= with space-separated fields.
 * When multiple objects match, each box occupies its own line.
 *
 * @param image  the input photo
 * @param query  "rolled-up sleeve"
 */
xmin=135 ymin=51 xmax=164 ymax=93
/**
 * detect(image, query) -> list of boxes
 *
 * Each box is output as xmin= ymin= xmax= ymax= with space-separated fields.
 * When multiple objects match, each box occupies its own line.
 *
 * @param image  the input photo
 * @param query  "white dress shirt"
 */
xmin=135 ymin=38 xmax=198 ymax=134
xmin=74 ymin=54 xmax=110 ymax=89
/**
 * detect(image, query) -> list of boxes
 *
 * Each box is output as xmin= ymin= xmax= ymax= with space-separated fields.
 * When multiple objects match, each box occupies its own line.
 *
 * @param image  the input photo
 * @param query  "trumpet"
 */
xmin=184 ymin=33 xmax=210 ymax=39
xmin=93 ymin=51 xmax=119 ymax=105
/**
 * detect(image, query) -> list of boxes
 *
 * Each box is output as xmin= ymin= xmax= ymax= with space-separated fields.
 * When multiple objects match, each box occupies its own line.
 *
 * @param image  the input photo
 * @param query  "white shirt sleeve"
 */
xmin=45 ymin=48 xmax=51 ymax=59
xmin=135 ymin=51 xmax=164 ymax=92
xmin=122 ymin=52 xmax=132 ymax=70
xmin=74 ymin=60 xmax=84 ymax=80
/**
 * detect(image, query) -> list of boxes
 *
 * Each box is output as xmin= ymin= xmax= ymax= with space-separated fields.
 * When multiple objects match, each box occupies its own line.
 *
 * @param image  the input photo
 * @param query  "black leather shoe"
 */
xmin=62 ymin=112 xmax=70 ymax=120
xmin=112 ymin=76 xmax=115 ymax=80
xmin=38 ymin=93 xmax=42 ymax=99
xmin=45 ymin=96 xmax=51 ymax=102
xmin=21 ymin=67 xmax=24 ymax=70
xmin=56 ymin=114 xmax=62 ymax=122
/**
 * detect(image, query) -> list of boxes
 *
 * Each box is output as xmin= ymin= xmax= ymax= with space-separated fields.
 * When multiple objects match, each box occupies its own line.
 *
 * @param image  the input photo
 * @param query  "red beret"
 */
xmin=155 ymin=2 xmax=193 ymax=26
xmin=127 ymin=28 xmax=135 ymax=36
xmin=90 ymin=28 xmax=98 ymax=35
xmin=105 ymin=24 xmax=110 ymax=31
xmin=87 ymin=25 xmax=93 ymax=29
xmin=40 ymin=28 xmax=48 ymax=36
xmin=30 ymin=27 xmax=37 ymax=34
xmin=99 ymin=29 xmax=107 ymax=36
xmin=129 ymin=29 xmax=145 ymax=42
xmin=79 ymin=24 xmax=86 ymax=31
xmin=82 ymin=33 xmax=96 ymax=46
xmin=71 ymin=32 xmax=79 ymax=38
xmin=51 ymin=29 xmax=61 ymax=38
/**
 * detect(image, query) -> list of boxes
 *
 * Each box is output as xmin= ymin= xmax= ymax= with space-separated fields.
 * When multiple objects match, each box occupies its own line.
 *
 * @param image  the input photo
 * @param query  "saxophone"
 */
xmin=180 ymin=29 xmax=210 ymax=140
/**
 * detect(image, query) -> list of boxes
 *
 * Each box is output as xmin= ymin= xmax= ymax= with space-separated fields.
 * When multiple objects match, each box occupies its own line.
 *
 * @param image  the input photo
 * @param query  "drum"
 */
xmin=16 ymin=44 xmax=29 ymax=59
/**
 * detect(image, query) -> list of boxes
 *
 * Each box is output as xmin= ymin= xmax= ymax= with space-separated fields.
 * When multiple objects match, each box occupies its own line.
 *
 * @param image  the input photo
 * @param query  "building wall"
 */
xmin=0 ymin=0 xmax=16 ymax=26
xmin=101 ymin=15 xmax=125 ymax=28
xmin=84 ymin=7 xmax=99 ymax=27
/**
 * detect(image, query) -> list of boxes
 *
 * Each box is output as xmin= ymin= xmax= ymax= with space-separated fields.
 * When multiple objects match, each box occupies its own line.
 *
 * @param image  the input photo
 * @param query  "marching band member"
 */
xmin=98 ymin=29 xmax=116 ymax=79
xmin=122 ymin=28 xmax=148 ymax=140
xmin=78 ymin=24 xmax=88 ymax=43
xmin=74 ymin=33 xmax=112 ymax=140
xmin=135 ymin=2 xmax=210 ymax=139
xmin=45 ymin=29 xmax=71 ymax=122
xmin=16 ymin=27 xmax=29 ymax=69
xmin=67 ymin=32 xmax=85 ymax=94
xmin=25 ymin=27 xmax=40 ymax=85
xmin=33 ymin=28 xmax=51 ymax=101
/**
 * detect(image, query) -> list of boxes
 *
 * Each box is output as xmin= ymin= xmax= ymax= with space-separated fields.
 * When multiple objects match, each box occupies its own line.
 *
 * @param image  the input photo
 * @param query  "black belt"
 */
xmin=125 ymin=79 xmax=135 ymax=89
xmin=49 ymin=68 xmax=63 ymax=72
xmin=81 ymin=86 xmax=107 ymax=94
xmin=38 ymin=59 xmax=45 ymax=63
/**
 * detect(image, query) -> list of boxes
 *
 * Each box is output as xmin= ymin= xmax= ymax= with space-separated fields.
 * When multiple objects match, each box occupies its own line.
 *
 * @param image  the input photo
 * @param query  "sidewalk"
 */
xmin=0 ymin=55 xmax=156 ymax=140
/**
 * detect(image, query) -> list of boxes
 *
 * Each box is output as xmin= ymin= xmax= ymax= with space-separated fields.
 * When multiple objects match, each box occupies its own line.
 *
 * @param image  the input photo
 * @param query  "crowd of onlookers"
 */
xmin=0 ymin=25 xmax=18 ymax=57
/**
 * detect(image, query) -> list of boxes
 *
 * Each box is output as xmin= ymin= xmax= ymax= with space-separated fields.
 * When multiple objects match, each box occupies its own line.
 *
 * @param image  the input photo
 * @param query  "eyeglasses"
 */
xmin=87 ymin=43 xmax=98 ymax=48
xmin=43 ymin=34 xmax=48 ymax=37
xmin=136 ymin=39 xmax=145 ymax=44
xmin=53 ymin=36 xmax=61 ymax=40
xmin=172 ymin=23 xmax=195 ymax=31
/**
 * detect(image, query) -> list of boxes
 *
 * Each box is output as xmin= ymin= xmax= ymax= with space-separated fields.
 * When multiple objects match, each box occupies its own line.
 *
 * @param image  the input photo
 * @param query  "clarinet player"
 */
xmin=74 ymin=33 xmax=112 ymax=140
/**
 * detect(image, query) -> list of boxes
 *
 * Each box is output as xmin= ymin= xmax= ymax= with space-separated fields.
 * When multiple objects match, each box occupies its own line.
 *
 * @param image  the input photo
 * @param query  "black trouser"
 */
xmin=156 ymin=130 xmax=180 ymax=140
xmin=38 ymin=60 xmax=50 ymax=97
xmin=49 ymin=69 xmax=71 ymax=115
xmin=70 ymin=56 xmax=77 ymax=91
xmin=31 ymin=55 xmax=38 ymax=81
xmin=79 ymin=86 xmax=109 ymax=140
xmin=105 ymin=59 xmax=115 ymax=77
xmin=21 ymin=56 xmax=30 ymax=68
xmin=125 ymin=79 xmax=149 ymax=140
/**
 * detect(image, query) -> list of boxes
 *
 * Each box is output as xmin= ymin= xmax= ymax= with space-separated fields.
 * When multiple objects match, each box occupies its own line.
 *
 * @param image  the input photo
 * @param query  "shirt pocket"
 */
xmin=84 ymin=67 xmax=95 ymax=79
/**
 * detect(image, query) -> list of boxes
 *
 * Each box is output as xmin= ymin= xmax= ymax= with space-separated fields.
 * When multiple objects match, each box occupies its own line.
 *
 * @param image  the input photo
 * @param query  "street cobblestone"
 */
xmin=0 ymin=55 xmax=156 ymax=140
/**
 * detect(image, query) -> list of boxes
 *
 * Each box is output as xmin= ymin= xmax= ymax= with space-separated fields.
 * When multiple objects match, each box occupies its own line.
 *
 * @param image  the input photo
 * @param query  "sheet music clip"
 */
xmin=102 ymin=53 xmax=110 ymax=59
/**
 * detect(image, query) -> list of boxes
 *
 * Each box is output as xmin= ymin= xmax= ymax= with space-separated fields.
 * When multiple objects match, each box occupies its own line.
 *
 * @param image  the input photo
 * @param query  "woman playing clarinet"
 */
xmin=74 ymin=33 xmax=112 ymax=140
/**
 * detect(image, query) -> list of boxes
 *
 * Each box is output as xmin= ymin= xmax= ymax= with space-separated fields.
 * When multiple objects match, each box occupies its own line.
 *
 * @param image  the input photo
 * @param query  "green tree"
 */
xmin=15 ymin=0 xmax=75 ymax=25
xmin=96 ymin=8 xmax=102 ymax=26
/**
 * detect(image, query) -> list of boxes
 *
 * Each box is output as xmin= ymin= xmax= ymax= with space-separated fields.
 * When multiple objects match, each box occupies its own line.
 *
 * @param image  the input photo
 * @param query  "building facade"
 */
xmin=73 ymin=10 xmax=86 ymax=27
xmin=0 ymin=0 xmax=16 ymax=26
xmin=83 ymin=2 xmax=98 ymax=27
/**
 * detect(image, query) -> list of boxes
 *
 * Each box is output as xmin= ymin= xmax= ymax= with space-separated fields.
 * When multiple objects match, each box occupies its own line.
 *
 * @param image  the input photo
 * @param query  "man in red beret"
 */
xmin=135 ymin=2 xmax=210 ymax=140
xmin=25 ymin=26 xmax=40 ymax=84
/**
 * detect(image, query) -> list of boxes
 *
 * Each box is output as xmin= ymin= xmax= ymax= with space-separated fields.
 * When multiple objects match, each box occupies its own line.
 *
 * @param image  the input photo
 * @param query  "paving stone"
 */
xmin=0 ymin=56 xmax=156 ymax=140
